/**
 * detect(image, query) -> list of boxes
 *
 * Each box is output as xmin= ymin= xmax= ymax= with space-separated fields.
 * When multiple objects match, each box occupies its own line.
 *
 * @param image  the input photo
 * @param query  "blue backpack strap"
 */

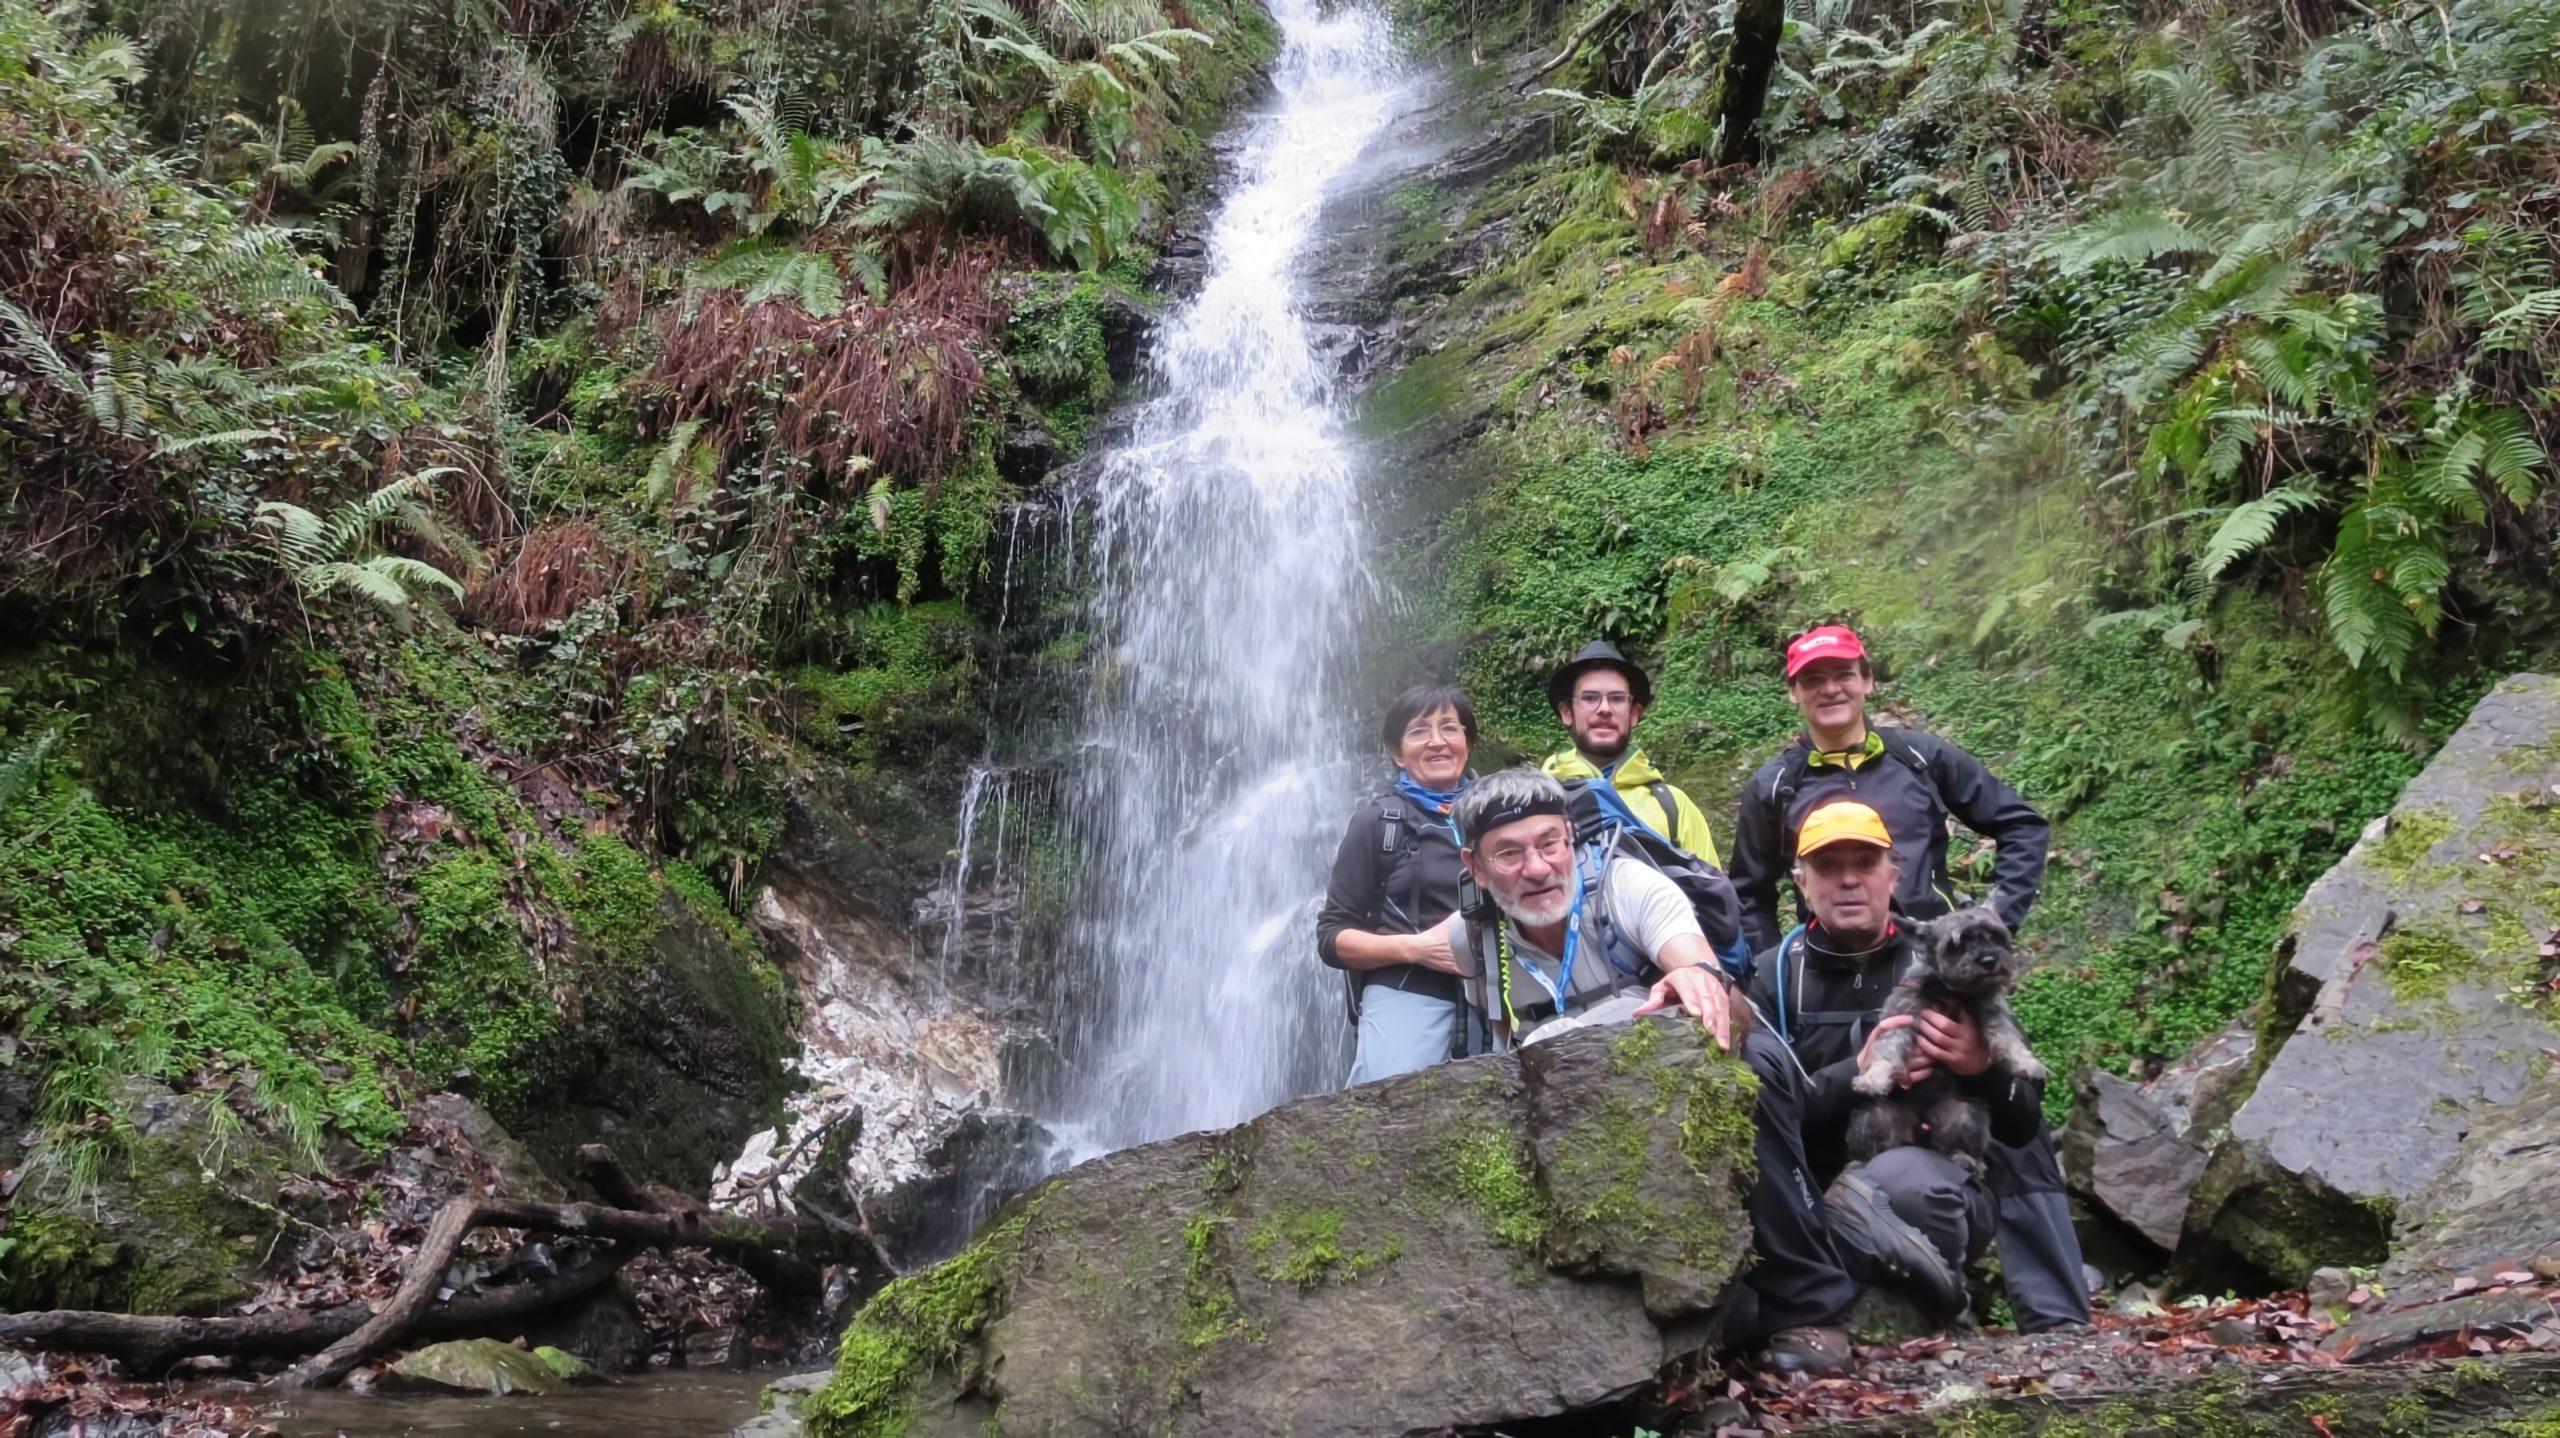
xmin=1773 ymin=924 xmax=1808 ymax=1042
xmin=1579 ymin=836 xmax=1650 ymax=979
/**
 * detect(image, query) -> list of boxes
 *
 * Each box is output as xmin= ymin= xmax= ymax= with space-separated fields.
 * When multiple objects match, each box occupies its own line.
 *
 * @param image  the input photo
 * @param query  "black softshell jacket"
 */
xmin=1742 ymin=924 xmax=2043 ymax=1185
xmin=1746 ymin=923 xmax=2093 ymax=1332
xmin=1731 ymin=726 xmax=2052 ymax=953
xmin=1315 ymin=792 xmax=1467 ymax=1006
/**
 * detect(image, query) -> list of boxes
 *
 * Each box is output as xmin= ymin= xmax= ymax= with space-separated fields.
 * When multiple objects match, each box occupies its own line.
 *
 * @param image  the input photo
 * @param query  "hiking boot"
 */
xmin=1824 ymin=1166 xmax=1967 ymax=1316
xmin=1763 ymin=1324 xmax=1852 ymax=1378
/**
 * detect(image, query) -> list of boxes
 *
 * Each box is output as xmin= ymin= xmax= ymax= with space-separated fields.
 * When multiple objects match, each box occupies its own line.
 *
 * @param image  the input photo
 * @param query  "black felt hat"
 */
xmin=1546 ymin=640 xmax=1654 ymax=711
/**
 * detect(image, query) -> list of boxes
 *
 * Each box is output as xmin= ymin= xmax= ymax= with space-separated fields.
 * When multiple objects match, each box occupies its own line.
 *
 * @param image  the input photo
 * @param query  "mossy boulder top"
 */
xmin=804 ymin=1014 xmax=1760 ymax=1438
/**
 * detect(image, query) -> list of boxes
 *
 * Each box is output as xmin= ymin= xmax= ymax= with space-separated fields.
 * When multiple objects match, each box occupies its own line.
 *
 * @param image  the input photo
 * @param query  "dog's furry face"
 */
xmin=1915 ymin=908 xmax=2024 ymax=998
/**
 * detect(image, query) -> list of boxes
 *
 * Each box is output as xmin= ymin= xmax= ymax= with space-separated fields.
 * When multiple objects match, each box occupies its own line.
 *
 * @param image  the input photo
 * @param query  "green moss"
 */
xmin=2376 ymin=926 xmax=2482 ymax=1004
xmin=2373 ymin=808 xmax=2457 ymax=880
xmin=807 ymin=1212 xmax=1031 ymax=1438
xmin=1442 ymin=1128 xmax=1546 ymax=1251
xmin=1243 ymin=1207 xmax=1400 ymax=1290
xmin=1180 ymin=1209 xmax=1247 ymax=1349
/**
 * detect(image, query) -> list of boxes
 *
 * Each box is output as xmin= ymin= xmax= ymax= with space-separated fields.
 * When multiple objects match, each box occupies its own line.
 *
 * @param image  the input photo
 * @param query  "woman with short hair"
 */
xmin=1316 ymin=683 xmax=1478 ymax=1085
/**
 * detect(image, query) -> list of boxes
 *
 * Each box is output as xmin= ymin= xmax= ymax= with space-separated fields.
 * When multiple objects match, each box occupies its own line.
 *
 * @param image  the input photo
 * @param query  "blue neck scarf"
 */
xmin=1395 ymin=770 xmax=1467 ymax=841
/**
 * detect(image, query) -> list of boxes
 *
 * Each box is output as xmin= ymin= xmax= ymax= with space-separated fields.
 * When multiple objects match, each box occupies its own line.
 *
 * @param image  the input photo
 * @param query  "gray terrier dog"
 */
xmin=1846 ymin=908 xmax=2046 ymax=1176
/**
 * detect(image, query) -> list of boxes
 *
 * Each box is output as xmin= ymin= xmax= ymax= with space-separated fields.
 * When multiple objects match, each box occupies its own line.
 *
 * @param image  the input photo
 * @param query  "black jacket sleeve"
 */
xmin=1315 ymin=808 xmax=1385 ymax=970
xmin=1968 ymin=1068 xmax=2046 ymax=1148
xmin=1928 ymin=739 xmax=2051 ymax=934
xmin=1730 ymin=761 xmax=1789 ymax=952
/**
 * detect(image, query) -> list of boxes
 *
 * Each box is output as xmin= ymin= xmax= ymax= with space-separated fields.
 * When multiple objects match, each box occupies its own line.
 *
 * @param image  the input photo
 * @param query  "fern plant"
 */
xmin=253 ymin=471 xmax=466 ymax=625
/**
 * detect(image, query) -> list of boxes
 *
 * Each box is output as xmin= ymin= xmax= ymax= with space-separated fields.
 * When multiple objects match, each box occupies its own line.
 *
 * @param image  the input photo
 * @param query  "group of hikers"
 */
xmin=1315 ymin=627 xmax=2088 ymax=1376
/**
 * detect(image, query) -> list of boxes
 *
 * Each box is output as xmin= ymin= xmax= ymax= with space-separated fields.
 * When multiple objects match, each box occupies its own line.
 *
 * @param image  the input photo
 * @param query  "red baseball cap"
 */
xmin=1784 ymin=625 xmax=1868 ymax=679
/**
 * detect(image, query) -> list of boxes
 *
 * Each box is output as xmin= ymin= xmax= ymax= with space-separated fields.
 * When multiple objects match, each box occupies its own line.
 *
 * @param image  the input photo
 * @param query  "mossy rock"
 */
xmin=1815 ymin=1352 xmax=2560 ymax=1434
xmin=806 ymin=1016 xmax=1759 ymax=1438
xmin=0 ymin=1077 xmax=296 ymax=1316
xmin=2183 ymin=675 xmax=2560 ymax=1284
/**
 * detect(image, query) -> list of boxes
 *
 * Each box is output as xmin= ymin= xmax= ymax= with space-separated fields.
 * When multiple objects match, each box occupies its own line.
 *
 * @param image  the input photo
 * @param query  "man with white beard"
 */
xmin=1444 ymin=768 xmax=1891 ymax=1377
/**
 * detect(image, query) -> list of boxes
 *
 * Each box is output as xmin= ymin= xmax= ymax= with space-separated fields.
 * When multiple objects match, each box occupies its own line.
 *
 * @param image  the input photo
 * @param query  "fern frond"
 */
xmin=0 ymin=296 xmax=91 ymax=403
xmin=254 ymin=500 xmax=329 ymax=568
xmin=2189 ymin=483 xmax=2326 ymax=594
xmin=646 ymin=419 xmax=709 ymax=505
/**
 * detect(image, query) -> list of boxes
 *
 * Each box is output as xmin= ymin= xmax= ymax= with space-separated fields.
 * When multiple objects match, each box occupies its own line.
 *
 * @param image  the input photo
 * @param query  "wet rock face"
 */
xmin=715 ymin=787 xmax=1037 ymax=1255
xmin=2180 ymin=673 xmax=2560 ymax=1284
xmin=804 ymin=1016 xmax=1758 ymax=1438
xmin=505 ymin=890 xmax=795 ymax=1193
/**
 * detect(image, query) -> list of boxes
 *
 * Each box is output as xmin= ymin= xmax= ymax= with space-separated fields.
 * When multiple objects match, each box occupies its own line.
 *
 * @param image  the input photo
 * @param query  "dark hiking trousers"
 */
xmin=1985 ymin=1129 xmax=2092 ymax=1331
xmin=1861 ymin=1145 xmax=1995 ymax=1271
xmin=1728 ymin=1027 xmax=1861 ymax=1345
xmin=1860 ymin=1139 xmax=2089 ymax=1331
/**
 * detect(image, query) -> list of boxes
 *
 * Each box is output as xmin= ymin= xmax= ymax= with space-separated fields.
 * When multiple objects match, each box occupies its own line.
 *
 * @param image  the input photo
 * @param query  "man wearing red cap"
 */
xmin=1728 ymin=625 xmax=2050 ymax=954
xmin=1732 ymin=627 xmax=2083 ymax=1334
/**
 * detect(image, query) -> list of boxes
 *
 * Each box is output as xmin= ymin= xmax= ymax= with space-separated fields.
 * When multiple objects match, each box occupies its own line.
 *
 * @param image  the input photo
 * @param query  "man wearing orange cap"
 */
xmin=1728 ymin=624 xmax=2050 ymax=954
xmin=1747 ymin=798 xmax=2090 ymax=1333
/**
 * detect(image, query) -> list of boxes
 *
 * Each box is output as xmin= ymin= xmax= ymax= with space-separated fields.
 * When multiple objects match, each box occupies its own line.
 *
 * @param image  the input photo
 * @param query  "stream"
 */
xmin=265 ymin=1369 xmax=771 ymax=1436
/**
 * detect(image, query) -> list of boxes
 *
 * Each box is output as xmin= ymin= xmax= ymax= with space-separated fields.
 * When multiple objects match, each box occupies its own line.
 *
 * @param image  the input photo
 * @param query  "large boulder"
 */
xmin=2060 ymin=1018 xmax=2254 ymax=1254
xmin=801 ymin=1016 xmax=1758 ymax=1438
xmin=2180 ymin=673 xmax=2560 ymax=1284
xmin=2326 ymin=1063 xmax=2560 ymax=1359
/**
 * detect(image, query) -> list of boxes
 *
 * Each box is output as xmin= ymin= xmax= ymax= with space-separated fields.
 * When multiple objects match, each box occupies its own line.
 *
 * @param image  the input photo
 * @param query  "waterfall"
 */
xmin=1035 ymin=1 xmax=1418 ymax=1151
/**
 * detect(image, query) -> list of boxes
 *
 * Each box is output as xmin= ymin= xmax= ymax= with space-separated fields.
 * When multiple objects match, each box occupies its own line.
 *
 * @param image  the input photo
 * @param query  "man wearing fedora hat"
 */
xmin=1541 ymin=640 xmax=1719 ymax=862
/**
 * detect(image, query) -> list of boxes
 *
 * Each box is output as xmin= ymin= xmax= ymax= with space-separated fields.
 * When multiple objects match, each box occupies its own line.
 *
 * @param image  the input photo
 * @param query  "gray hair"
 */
xmin=1451 ymin=766 xmax=1569 ymax=849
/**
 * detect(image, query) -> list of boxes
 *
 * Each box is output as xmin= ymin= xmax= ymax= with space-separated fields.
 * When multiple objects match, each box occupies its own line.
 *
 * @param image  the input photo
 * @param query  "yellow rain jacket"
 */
xmin=1539 ymin=746 xmax=1720 ymax=865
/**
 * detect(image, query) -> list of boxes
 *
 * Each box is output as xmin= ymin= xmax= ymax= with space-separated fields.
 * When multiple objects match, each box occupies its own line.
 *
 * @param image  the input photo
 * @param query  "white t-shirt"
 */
xmin=1443 ymin=855 xmax=1703 ymax=1016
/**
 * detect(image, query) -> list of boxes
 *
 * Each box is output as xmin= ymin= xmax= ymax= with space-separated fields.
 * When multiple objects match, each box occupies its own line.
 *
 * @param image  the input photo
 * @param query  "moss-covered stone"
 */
xmin=813 ymin=1019 xmax=1757 ymax=1436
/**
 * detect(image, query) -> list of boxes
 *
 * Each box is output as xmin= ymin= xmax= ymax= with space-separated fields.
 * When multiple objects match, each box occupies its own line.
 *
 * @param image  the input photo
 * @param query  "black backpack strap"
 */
xmin=1874 ymin=726 xmax=1936 ymax=779
xmin=1647 ymin=780 xmax=1681 ymax=848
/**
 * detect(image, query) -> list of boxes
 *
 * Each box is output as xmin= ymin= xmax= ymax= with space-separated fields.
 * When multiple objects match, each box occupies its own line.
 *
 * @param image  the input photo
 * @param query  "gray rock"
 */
xmin=378 ymin=1338 xmax=560 ymax=1395
xmin=2307 ymin=1265 xmax=2355 ymax=1310
xmin=2062 ymin=1070 xmax=2210 ymax=1253
xmin=730 ymin=1370 xmax=834 ymax=1438
xmin=682 ymin=1325 xmax=749 ymax=1370
xmin=513 ymin=1277 xmax=650 ymax=1373
xmin=807 ymin=1015 xmax=1758 ymax=1437
xmin=2181 ymin=674 xmax=2560 ymax=1283
xmin=2330 ymin=1065 xmax=2560 ymax=1357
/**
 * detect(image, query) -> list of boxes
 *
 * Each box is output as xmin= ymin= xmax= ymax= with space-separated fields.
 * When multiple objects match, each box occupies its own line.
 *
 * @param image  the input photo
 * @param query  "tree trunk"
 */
xmin=1713 ymin=0 xmax=1789 ymax=166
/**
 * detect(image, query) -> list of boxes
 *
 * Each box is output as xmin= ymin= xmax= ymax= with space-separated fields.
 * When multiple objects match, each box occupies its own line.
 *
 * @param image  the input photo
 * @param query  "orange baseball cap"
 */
xmin=1797 ymin=800 xmax=1894 ymax=858
xmin=1785 ymin=625 xmax=1868 ymax=679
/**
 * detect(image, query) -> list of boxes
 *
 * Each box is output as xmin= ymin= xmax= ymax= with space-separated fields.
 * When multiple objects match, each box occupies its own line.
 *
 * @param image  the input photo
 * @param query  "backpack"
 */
xmin=1344 ymin=795 xmax=1462 ymax=1029
xmin=1558 ymin=778 xmax=1751 ymax=978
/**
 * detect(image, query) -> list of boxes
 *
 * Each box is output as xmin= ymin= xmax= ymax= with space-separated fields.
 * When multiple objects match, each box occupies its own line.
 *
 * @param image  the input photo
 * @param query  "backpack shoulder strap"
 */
xmin=1875 ymin=726 xmax=1934 ymax=778
xmin=1581 ymin=844 xmax=1650 ymax=979
xmin=1646 ymin=780 xmax=1681 ymax=847
xmin=1769 ymin=745 xmax=1814 ymax=813
xmin=1377 ymin=797 xmax=1408 ymax=853
xmin=1772 ymin=925 xmax=1808 ymax=1042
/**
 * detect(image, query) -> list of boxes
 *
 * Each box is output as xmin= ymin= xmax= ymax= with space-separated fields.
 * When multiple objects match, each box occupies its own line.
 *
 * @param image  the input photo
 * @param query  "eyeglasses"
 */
xmin=1481 ymin=832 xmax=1571 ymax=871
xmin=1400 ymin=718 xmax=1469 ymax=744
xmin=1572 ymin=689 xmax=1634 ymax=711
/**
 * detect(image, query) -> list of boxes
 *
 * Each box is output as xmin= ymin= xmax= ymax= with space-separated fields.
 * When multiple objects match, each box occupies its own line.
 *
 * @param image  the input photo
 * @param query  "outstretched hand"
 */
xmin=1633 ymin=965 xmax=1736 ymax=1052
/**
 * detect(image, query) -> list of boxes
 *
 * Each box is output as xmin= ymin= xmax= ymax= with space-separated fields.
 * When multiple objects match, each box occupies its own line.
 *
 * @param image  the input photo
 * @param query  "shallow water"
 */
xmin=260 ymin=1368 xmax=772 ymax=1437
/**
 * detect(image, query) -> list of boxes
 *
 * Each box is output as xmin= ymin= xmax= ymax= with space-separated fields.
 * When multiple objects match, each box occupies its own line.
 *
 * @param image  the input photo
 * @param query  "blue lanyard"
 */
xmin=1517 ymin=870 xmax=1588 ymax=1011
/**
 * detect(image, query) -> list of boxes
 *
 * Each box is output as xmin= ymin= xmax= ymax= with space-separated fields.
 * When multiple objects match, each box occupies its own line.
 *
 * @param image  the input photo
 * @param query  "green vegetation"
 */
xmin=808 ymin=1212 xmax=1033 ymax=1438
xmin=0 ymin=0 xmax=1272 ymax=1308
xmin=1381 ymin=0 xmax=2560 ymax=1112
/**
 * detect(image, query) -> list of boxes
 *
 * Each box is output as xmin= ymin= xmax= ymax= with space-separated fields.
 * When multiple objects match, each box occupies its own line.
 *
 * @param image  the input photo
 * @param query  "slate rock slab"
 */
xmin=2181 ymin=673 xmax=2560 ymax=1283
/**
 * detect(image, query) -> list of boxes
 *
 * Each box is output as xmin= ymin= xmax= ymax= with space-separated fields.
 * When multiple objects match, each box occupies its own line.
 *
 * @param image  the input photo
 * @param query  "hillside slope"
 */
xmin=1364 ymin=0 xmax=2559 ymax=1102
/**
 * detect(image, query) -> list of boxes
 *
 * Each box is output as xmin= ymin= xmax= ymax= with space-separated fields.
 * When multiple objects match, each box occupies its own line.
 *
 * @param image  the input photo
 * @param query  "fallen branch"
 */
xmin=1521 ymin=0 xmax=1628 ymax=87
xmin=272 ymin=1197 xmax=843 ymax=1389
xmin=0 ymin=1243 xmax=636 ymax=1374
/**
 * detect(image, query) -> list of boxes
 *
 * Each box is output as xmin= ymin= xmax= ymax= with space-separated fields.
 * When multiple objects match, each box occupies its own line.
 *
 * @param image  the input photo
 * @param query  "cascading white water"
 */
xmin=1051 ymin=1 xmax=1417 ymax=1150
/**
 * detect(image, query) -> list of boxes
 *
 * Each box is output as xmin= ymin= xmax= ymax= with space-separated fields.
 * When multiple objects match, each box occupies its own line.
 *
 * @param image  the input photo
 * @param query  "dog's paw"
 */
xmin=1852 ymin=1064 xmax=1896 ymax=1097
xmin=2011 ymin=1053 xmax=2050 ymax=1082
